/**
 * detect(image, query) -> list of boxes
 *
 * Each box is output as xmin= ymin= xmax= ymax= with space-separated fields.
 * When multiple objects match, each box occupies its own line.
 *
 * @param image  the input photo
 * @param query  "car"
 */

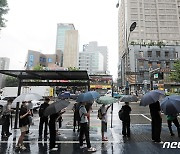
xmin=0 ymin=96 xmax=16 ymax=107
xmin=58 ymin=92 xmax=71 ymax=99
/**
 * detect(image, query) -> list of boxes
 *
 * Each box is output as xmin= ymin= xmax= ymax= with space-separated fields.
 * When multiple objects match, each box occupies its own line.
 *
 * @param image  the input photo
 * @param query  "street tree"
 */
xmin=5 ymin=76 xmax=18 ymax=87
xmin=33 ymin=64 xmax=44 ymax=70
xmin=170 ymin=60 xmax=180 ymax=82
xmin=0 ymin=0 xmax=9 ymax=30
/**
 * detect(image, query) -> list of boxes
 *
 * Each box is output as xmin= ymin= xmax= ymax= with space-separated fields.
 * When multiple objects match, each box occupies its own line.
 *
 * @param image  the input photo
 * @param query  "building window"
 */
xmin=29 ymin=54 xmax=34 ymax=61
xmin=148 ymin=61 xmax=152 ymax=68
xmin=157 ymin=62 xmax=161 ymax=68
xmin=165 ymin=51 xmax=169 ymax=57
xmin=166 ymin=62 xmax=170 ymax=68
xmin=48 ymin=58 xmax=52 ymax=63
xmin=43 ymin=58 xmax=46 ymax=62
xmin=156 ymin=51 xmax=161 ymax=57
xmin=148 ymin=51 xmax=152 ymax=57
xmin=175 ymin=52 xmax=178 ymax=58
xmin=139 ymin=51 xmax=144 ymax=57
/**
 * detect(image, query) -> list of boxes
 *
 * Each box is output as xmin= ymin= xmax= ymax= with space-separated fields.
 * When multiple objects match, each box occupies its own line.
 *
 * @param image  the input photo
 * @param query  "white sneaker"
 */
xmin=50 ymin=148 xmax=58 ymax=151
xmin=55 ymin=144 xmax=58 ymax=148
xmin=87 ymin=147 xmax=96 ymax=152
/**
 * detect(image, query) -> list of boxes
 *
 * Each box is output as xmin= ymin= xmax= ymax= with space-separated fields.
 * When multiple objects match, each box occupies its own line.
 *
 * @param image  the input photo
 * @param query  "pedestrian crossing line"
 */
xmin=141 ymin=114 xmax=152 ymax=121
xmin=0 ymin=140 xmax=123 ymax=144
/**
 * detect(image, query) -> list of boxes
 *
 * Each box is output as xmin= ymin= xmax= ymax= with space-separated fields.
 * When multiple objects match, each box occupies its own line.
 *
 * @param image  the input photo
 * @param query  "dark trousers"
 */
xmin=167 ymin=118 xmax=180 ymax=136
xmin=49 ymin=121 xmax=56 ymax=149
xmin=39 ymin=117 xmax=48 ymax=137
xmin=122 ymin=121 xmax=130 ymax=137
xmin=73 ymin=115 xmax=80 ymax=131
xmin=151 ymin=117 xmax=162 ymax=142
xmin=79 ymin=123 xmax=91 ymax=148
xmin=2 ymin=115 xmax=10 ymax=136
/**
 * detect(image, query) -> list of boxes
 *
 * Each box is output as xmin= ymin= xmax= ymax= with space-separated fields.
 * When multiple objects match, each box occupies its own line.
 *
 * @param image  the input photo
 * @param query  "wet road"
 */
xmin=0 ymin=100 xmax=180 ymax=154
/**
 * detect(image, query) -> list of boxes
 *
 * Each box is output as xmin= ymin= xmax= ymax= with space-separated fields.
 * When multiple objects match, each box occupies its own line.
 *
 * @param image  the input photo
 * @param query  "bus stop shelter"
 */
xmin=0 ymin=70 xmax=90 ymax=128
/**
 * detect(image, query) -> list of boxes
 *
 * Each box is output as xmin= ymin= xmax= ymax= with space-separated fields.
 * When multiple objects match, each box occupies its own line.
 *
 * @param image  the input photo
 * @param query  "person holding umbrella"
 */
xmin=149 ymin=101 xmax=162 ymax=143
xmin=79 ymin=101 xmax=96 ymax=152
xmin=38 ymin=97 xmax=50 ymax=140
xmin=120 ymin=102 xmax=131 ymax=137
xmin=99 ymin=104 xmax=111 ymax=141
xmin=16 ymin=101 xmax=31 ymax=151
xmin=166 ymin=114 xmax=180 ymax=137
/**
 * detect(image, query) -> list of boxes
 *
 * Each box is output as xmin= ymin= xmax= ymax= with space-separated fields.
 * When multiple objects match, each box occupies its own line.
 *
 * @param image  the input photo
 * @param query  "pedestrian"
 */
xmin=38 ymin=97 xmax=50 ymax=140
xmin=26 ymin=100 xmax=33 ymax=135
xmin=16 ymin=101 xmax=31 ymax=151
xmin=149 ymin=101 xmax=162 ymax=143
xmin=79 ymin=102 xmax=96 ymax=152
xmin=49 ymin=112 xmax=59 ymax=151
xmin=1 ymin=99 xmax=13 ymax=138
xmin=72 ymin=102 xmax=80 ymax=132
xmin=99 ymin=104 xmax=111 ymax=141
xmin=56 ymin=109 xmax=66 ymax=135
xmin=166 ymin=114 xmax=180 ymax=137
xmin=121 ymin=102 xmax=131 ymax=137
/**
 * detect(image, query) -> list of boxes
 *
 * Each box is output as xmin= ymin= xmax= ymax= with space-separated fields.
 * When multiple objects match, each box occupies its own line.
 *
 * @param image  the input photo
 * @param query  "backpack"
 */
xmin=39 ymin=104 xmax=47 ymax=117
xmin=97 ymin=108 xmax=102 ymax=120
xmin=118 ymin=109 xmax=124 ymax=121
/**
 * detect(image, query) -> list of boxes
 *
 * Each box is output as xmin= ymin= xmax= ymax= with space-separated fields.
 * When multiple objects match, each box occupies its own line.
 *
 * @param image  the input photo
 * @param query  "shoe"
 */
xmin=50 ymin=148 xmax=58 ymax=151
xmin=55 ymin=144 xmax=58 ymax=148
xmin=80 ymin=145 xmax=86 ymax=149
xmin=87 ymin=147 xmax=96 ymax=152
xmin=154 ymin=141 xmax=163 ymax=144
xmin=20 ymin=145 xmax=26 ymax=150
xmin=171 ymin=133 xmax=175 ymax=136
xmin=7 ymin=132 xmax=12 ymax=136
xmin=102 ymin=138 xmax=108 ymax=141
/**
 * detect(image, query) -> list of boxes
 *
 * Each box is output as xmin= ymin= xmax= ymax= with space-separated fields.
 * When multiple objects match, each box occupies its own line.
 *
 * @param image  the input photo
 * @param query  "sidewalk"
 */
xmin=0 ymin=101 xmax=180 ymax=154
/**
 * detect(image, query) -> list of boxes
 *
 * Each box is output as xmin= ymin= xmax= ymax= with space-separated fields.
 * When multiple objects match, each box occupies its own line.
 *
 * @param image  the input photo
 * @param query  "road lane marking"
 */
xmin=141 ymin=114 xmax=151 ymax=121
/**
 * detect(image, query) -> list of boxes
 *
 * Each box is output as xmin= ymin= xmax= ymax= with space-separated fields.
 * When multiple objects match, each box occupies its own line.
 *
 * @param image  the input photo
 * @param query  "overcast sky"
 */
xmin=0 ymin=0 xmax=119 ymax=79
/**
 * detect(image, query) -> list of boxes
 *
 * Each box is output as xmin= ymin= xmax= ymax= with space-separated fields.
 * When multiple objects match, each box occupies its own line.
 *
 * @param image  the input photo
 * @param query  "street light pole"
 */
xmin=125 ymin=22 xmax=137 ymax=95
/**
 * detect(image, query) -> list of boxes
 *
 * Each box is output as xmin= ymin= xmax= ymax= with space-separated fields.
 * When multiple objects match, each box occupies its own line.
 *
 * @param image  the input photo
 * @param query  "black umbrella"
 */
xmin=44 ymin=99 xmax=70 ymax=117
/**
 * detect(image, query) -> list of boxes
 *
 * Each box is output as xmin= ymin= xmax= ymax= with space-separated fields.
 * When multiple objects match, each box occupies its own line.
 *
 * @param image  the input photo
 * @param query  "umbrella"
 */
xmin=44 ymin=99 xmax=70 ymax=116
xmin=140 ymin=90 xmax=165 ymax=106
xmin=113 ymin=92 xmax=122 ymax=98
xmin=76 ymin=91 xmax=100 ymax=102
xmin=119 ymin=95 xmax=138 ymax=102
xmin=96 ymin=96 xmax=117 ymax=105
xmin=160 ymin=95 xmax=180 ymax=115
xmin=13 ymin=93 xmax=43 ymax=103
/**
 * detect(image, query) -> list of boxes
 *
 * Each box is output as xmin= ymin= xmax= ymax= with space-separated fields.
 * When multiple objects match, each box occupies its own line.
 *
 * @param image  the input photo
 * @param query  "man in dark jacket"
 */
xmin=38 ymin=97 xmax=50 ymax=140
xmin=149 ymin=101 xmax=162 ymax=143
xmin=121 ymin=102 xmax=131 ymax=137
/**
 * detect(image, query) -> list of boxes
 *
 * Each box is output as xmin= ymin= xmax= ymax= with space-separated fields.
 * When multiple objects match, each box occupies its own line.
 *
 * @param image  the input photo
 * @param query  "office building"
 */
xmin=55 ymin=23 xmax=78 ymax=67
xmin=79 ymin=41 xmax=108 ymax=75
xmin=118 ymin=0 xmax=180 ymax=91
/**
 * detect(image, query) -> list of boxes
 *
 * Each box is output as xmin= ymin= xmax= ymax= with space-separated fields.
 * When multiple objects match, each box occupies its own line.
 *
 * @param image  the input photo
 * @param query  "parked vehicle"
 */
xmin=0 ymin=96 xmax=16 ymax=107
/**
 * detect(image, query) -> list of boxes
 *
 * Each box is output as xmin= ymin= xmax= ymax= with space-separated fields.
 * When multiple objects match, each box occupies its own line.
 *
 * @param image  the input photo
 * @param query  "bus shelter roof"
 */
xmin=0 ymin=70 xmax=89 ymax=81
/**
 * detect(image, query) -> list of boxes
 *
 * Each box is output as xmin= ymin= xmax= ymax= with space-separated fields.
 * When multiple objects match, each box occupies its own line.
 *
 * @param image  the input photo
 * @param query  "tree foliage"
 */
xmin=5 ymin=76 xmax=18 ymax=87
xmin=170 ymin=60 xmax=180 ymax=82
xmin=33 ymin=64 xmax=44 ymax=70
xmin=0 ymin=0 xmax=9 ymax=29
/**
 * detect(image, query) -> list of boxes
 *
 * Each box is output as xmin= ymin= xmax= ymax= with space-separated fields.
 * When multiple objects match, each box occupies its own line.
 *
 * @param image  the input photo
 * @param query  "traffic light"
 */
xmin=153 ymin=72 xmax=163 ymax=80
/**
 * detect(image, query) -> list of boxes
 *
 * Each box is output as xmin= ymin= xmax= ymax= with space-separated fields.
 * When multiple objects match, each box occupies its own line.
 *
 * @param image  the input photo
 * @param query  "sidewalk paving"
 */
xmin=0 ymin=101 xmax=180 ymax=154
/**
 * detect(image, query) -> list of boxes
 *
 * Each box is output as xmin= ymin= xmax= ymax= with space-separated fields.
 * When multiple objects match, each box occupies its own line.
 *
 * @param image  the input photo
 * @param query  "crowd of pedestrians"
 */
xmin=0 ymin=92 xmax=180 ymax=152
